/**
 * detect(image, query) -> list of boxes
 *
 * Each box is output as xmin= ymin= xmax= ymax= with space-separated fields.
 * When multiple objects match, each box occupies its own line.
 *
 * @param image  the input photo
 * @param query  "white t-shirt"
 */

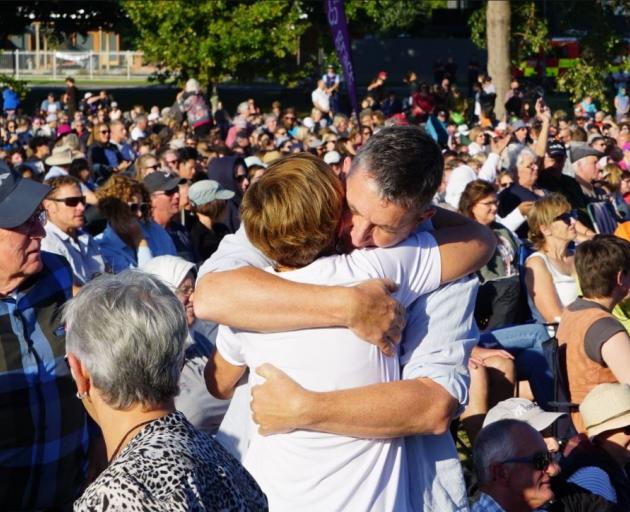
xmin=215 ymin=232 xmax=441 ymax=512
xmin=311 ymin=87 xmax=330 ymax=113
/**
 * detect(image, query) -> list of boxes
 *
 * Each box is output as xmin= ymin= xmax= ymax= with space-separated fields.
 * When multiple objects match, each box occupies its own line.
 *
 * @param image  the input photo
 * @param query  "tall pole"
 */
xmin=486 ymin=1 xmax=511 ymax=119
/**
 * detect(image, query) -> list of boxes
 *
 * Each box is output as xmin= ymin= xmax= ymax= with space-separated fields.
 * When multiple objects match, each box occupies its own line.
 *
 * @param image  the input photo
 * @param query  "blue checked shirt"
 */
xmin=0 ymin=252 xmax=88 ymax=510
xmin=471 ymin=492 xmax=506 ymax=512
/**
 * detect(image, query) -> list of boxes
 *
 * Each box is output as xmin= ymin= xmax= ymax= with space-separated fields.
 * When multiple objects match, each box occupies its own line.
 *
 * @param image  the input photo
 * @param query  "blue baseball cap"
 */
xmin=0 ymin=161 xmax=50 ymax=229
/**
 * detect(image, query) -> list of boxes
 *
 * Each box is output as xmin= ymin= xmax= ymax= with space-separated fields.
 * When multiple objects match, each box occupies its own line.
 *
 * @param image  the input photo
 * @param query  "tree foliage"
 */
xmin=122 ymin=0 xmax=311 ymax=87
xmin=468 ymin=1 xmax=548 ymax=64
xmin=343 ymin=0 xmax=444 ymax=34
xmin=0 ymin=73 xmax=30 ymax=100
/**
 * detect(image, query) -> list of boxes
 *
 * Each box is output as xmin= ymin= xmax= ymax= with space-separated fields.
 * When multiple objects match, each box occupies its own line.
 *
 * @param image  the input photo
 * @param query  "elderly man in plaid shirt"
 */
xmin=0 ymin=161 xmax=87 ymax=510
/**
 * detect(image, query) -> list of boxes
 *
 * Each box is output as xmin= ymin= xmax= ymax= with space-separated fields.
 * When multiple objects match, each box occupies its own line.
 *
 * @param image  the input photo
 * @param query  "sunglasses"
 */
xmin=49 ymin=196 xmax=86 ymax=207
xmin=553 ymin=210 xmax=578 ymax=225
xmin=499 ymin=181 xmax=513 ymax=189
xmin=128 ymin=202 xmax=150 ymax=214
xmin=159 ymin=187 xmax=179 ymax=197
xmin=235 ymin=174 xmax=249 ymax=183
xmin=100 ymin=130 xmax=110 ymax=135
xmin=166 ymin=159 xmax=179 ymax=166
xmin=144 ymin=164 xmax=160 ymax=171
xmin=501 ymin=451 xmax=555 ymax=471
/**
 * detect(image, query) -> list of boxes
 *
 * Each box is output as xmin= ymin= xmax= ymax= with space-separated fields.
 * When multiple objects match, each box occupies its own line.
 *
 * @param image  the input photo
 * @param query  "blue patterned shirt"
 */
xmin=0 ymin=252 xmax=88 ymax=509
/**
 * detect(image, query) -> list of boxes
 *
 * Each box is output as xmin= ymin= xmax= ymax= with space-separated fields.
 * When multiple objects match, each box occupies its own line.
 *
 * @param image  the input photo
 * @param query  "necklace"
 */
xmin=107 ymin=418 xmax=158 ymax=464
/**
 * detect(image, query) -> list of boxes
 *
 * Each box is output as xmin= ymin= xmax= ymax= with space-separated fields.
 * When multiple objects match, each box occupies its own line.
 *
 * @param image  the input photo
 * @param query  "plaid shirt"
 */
xmin=471 ymin=492 xmax=506 ymax=512
xmin=0 ymin=252 xmax=87 ymax=510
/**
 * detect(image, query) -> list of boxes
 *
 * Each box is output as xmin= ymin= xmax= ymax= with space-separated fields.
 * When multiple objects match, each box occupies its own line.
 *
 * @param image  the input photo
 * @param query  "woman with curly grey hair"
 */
xmin=64 ymin=271 xmax=267 ymax=510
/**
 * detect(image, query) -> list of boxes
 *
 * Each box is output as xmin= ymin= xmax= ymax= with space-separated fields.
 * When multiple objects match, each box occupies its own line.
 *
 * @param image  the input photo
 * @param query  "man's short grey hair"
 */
xmin=63 ymin=270 xmax=187 ymax=409
xmin=349 ymin=125 xmax=443 ymax=211
xmin=516 ymin=147 xmax=537 ymax=169
xmin=473 ymin=419 xmax=538 ymax=485
xmin=237 ymin=101 xmax=249 ymax=115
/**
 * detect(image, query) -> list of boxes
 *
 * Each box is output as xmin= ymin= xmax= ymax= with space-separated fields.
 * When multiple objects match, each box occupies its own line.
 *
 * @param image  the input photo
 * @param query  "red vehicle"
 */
xmin=516 ymin=37 xmax=580 ymax=80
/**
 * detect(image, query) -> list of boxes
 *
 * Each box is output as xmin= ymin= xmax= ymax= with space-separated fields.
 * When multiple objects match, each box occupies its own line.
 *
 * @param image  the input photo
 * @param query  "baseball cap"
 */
xmin=0 ymin=161 xmax=51 ymax=229
xmin=570 ymin=145 xmax=604 ymax=163
xmin=244 ymin=156 xmax=267 ymax=169
xmin=143 ymin=171 xmax=181 ymax=194
xmin=323 ymin=150 xmax=341 ymax=165
xmin=587 ymin=133 xmax=605 ymax=145
xmin=547 ymin=140 xmax=566 ymax=158
xmin=580 ymin=383 xmax=630 ymax=437
xmin=512 ymin=119 xmax=529 ymax=132
xmin=188 ymin=179 xmax=234 ymax=207
xmin=482 ymin=398 xmax=565 ymax=431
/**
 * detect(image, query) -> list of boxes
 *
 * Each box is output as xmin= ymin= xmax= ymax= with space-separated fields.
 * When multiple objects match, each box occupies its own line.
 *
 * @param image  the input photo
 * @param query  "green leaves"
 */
xmin=122 ymin=0 xmax=309 ymax=87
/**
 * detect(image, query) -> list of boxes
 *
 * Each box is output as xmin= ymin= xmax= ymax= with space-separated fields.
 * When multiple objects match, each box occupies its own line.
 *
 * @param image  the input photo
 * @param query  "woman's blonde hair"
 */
xmin=527 ymin=193 xmax=572 ymax=249
xmin=241 ymin=153 xmax=343 ymax=268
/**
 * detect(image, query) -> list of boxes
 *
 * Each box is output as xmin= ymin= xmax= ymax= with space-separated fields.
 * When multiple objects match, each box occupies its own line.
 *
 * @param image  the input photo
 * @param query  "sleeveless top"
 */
xmin=527 ymin=251 xmax=578 ymax=322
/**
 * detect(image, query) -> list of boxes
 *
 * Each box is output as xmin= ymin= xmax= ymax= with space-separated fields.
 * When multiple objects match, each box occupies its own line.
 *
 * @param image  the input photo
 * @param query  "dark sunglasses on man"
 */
xmin=501 ymin=450 xmax=556 ymax=471
xmin=49 ymin=196 xmax=86 ymax=207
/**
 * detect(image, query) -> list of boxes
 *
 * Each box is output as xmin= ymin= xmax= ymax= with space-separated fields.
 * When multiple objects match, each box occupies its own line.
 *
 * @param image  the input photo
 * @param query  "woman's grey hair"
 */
xmin=473 ymin=419 xmax=536 ymax=485
xmin=349 ymin=125 xmax=443 ymax=212
xmin=62 ymin=270 xmax=187 ymax=409
xmin=516 ymin=147 xmax=538 ymax=170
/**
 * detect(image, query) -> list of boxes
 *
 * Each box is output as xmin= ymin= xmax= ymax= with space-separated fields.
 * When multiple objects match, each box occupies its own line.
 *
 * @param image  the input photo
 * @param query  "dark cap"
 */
xmin=570 ymin=145 xmax=604 ymax=163
xmin=143 ymin=171 xmax=181 ymax=194
xmin=0 ymin=161 xmax=51 ymax=229
xmin=547 ymin=140 xmax=566 ymax=158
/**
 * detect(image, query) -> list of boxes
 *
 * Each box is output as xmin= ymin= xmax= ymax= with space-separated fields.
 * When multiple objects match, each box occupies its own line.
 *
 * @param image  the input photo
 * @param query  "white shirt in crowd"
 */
xmin=41 ymin=221 xmax=105 ymax=285
xmin=311 ymin=87 xmax=330 ymax=113
xmin=216 ymin=231 xmax=441 ymax=511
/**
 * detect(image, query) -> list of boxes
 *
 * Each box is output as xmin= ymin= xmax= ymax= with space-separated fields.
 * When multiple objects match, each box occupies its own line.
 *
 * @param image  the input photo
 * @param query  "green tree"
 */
xmin=343 ymin=0 xmax=444 ymax=34
xmin=122 ymin=0 xmax=311 ymax=88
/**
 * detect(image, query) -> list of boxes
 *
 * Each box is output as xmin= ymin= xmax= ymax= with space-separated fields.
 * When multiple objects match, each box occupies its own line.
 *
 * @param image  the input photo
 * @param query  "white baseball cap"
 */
xmin=483 ymin=398 xmax=565 ymax=431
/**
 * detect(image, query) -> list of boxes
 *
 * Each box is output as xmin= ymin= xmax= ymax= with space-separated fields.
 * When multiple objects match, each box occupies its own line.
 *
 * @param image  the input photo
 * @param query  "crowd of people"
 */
xmin=3 ymin=64 xmax=630 ymax=511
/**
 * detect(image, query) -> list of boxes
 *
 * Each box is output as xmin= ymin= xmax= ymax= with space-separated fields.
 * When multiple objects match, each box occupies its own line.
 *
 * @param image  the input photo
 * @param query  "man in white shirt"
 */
xmin=196 ymin=127 xmax=496 ymax=510
xmin=311 ymin=79 xmax=330 ymax=114
xmin=207 ymin=153 xmax=493 ymax=510
xmin=41 ymin=176 xmax=104 ymax=287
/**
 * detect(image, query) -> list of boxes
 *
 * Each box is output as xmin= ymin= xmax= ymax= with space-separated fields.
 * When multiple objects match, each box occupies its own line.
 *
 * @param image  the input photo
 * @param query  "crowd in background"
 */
xmin=3 ymin=63 xmax=630 ymax=511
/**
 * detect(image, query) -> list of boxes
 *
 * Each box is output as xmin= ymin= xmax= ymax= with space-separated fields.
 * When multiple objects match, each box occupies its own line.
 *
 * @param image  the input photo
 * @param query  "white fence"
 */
xmin=0 ymin=50 xmax=156 ymax=80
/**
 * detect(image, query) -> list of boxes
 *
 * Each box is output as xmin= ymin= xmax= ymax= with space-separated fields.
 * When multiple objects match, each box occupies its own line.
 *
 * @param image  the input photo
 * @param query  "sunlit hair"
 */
xmin=527 ymin=193 xmax=572 ymax=250
xmin=459 ymin=180 xmax=498 ymax=219
xmin=88 ymin=122 xmax=109 ymax=145
xmin=241 ymin=152 xmax=343 ymax=268
xmin=602 ymin=163 xmax=624 ymax=193
xmin=135 ymin=153 xmax=159 ymax=181
xmin=44 ymin=175 xmax=81 ymax=195
xmin=96 ymin=174 xmax=150 ymax=222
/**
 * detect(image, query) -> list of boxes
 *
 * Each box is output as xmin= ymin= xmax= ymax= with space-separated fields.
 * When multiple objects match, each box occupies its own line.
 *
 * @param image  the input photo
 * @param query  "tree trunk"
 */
xmin=486 ymin=0 xmax=511 ymax=120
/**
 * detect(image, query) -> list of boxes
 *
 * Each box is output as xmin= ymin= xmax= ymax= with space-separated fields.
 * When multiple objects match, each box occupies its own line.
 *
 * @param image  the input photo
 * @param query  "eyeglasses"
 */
xmin=553 ymin=210 xmax=578 ymax=225
xmin=12 ymin=209 xmax=47 ymax=233
xmin=501 ymin=451 xmax=555 ymax=471
xmin=176 ymin=284 xmax=194 ymax=299
xmin=128 ymin=202 xmax=150 ymax=214
xmin=49 ymin=196 xmax=86 ymax=207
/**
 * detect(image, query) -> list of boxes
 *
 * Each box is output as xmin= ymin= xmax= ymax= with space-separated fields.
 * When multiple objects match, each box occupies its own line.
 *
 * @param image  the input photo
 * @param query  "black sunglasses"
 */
xmin=235 ymin=174 xmax=248 ymax=183
xmin=144 ymin=164 xmax=160 ymax=171
xmin=161 ymin=187 xmax=179 ymax=197
xmin=49 ymin=196 xmax=86 ymax=207
xmin=502 ymin=451 xmax=554 ymax=471
xmin=128 ymin=202 xmax=150 ymax=214
xmin=553 ymin=210 xmax=578 ymax=225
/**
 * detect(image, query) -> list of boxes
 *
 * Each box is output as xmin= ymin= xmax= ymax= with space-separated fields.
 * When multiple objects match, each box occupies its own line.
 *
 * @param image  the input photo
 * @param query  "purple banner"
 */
xmin=325 ymin=0 xmax=359 ymax=120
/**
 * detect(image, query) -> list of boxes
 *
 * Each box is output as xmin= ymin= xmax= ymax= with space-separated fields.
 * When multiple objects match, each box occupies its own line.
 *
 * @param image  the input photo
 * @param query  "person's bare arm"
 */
xmin=601 ymin=331 xmax=630 ymax=384
xmin=205 ymin=351 xmax=246 ymax=400
xmin=534 ymin=100 xmax=551 ymax=158
xmin=250 ymin=364 xmax=457 ymax=437
xmin=524 ymin=257 xmax=564 ymax=322
xmin=194 ymin=268 xmax=404 ymax=356
xmin=431 ymin=207 xmax=497 ymax=283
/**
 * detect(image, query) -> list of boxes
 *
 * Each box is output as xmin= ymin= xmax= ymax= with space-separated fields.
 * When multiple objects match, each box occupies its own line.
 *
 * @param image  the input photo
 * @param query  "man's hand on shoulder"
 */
xmin=344 ymin=279 xmax=405 ymax=357
xmin=251 ymin=364 xmax=313 ymax=435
